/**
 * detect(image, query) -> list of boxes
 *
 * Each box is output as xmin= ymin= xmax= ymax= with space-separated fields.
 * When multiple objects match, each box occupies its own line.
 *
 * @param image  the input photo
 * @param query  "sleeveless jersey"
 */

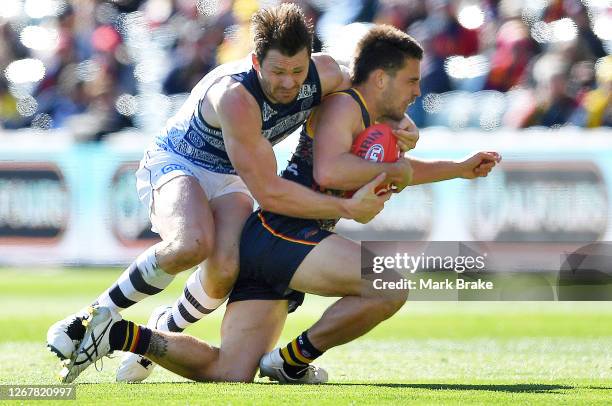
xmin=155 ymin=57 xmax=322 ymax=174
xmin=279 ymin=88 xmax=372 ymax=231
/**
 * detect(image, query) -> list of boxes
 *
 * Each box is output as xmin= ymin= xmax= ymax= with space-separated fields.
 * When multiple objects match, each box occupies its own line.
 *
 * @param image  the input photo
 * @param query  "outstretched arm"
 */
xmin=357 ymin=114 xmax=501 ymax=186
xmin=408 ymin=151 xmax=502 ymax=185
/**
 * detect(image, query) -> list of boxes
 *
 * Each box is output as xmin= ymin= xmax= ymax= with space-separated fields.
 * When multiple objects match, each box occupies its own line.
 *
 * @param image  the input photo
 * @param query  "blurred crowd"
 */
xmin=0 ymin=0 xmax=610 ymax=139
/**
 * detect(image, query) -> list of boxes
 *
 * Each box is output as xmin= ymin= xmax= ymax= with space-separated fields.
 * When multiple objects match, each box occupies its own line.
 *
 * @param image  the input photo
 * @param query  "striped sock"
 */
xmin=162 ymin=267 xmax=227 ymax=332
xmin=109 ymin=320 xmax=152 ymax=355
xmin=279 ymin=331 xmax=324 ymax=378
xmin=94 ymin=246 xmax=174 ymax=312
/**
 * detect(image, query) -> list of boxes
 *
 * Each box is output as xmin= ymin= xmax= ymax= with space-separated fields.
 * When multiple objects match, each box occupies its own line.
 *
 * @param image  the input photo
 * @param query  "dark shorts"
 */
xmin=228 ymin=210 xmax=333 ymax=313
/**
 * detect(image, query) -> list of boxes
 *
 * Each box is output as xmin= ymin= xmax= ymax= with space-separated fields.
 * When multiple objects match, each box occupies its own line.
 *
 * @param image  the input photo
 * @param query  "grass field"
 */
xmin=1 ymin=268 xmax=611 ymax=405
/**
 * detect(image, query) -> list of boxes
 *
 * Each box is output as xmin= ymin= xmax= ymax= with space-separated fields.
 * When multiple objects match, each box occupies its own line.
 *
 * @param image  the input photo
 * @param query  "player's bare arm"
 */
xmin=213 ymin=81 xmax=389 ymax=221
xmin=407 ymin=151 xmax=502 ymax=185
xmin=313 ymin=53 xmax=352 ymax=95
xmin=374 ymin=115 xmax=501 ymax=187
xmin=313 ymin=93 xmax=409 ymax=190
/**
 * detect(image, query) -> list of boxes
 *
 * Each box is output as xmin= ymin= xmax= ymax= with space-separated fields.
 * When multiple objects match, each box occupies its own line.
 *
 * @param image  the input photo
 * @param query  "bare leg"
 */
xmin=289 ymin=235 xmax=362 ymax=296
xmin=288 ymin=234 xmax=407 ymax=351
xmin=93 ymin=176 xmax=216 ymax=314
xmin=47 ymin=175 xmax=219 ymax=362
xmin=143 ymin=331 xmax=218 ymax=381
xmin=161 ymin=192 xmax=253 ymax=332
xmin=305 ymin=296 xmax=404 ymax=351
xmin=202 ymin=192 xmax=254 ymax=299
xmin=151 ymin=176 xmax=216 ymax=273
xmin=144 ymin=300 xmax=287 ymax=382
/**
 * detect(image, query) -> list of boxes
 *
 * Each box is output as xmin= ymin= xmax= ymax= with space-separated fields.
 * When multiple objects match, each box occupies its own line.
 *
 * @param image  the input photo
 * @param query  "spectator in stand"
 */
xmin=562 ymin=1 xmax=606 ymax=62
xmin=581 ymin=56 xmax=612 ymax=127
xmin=1 ymin=0 xmax=610 ymax=131
xmin=484 ymin=20 xmax=537 ymax=92
xmin=0 ymin=77 xmax=20 ymax=128
xmin=519 ymin=53 xmax=580 ymax=128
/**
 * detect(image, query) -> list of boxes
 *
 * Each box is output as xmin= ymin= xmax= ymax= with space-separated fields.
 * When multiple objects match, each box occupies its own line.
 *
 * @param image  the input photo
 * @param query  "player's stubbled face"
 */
xmin=257 ymin=48 xmax=310 ymax=105
xmin=382 ymin=58 xmax=421 ymax=120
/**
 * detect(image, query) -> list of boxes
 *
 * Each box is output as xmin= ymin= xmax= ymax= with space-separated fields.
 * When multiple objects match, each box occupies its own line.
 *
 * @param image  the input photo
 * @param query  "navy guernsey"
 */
xmin=155 ymin=57 xmax=322 ymax=175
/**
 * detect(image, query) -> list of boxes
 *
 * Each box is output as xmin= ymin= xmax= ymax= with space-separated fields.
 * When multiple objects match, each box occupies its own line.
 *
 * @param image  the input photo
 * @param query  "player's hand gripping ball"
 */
xmin=350 ymin=123 xmax=400 ymax=195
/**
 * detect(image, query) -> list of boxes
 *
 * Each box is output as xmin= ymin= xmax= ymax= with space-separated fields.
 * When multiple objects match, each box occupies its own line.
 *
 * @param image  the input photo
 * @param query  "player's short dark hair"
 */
xmin=351 ymin=25 xmax=423 ymax=85
xmin=252 ymin=3 xmax=313 ymax=63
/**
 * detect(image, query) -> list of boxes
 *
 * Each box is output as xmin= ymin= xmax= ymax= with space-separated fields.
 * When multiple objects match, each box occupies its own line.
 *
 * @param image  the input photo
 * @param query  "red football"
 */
xmin=350 ymin=123 xmax=400 ymax=195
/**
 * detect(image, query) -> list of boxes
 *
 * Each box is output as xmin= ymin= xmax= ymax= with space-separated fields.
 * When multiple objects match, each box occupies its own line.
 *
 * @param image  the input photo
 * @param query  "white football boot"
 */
xmin=60 ymin=306 xmax=121 ymax=384
xmin=47 ymin=309 xmax=90 ymax=360
xmin=259 ymin=348 xmax=328 ymax=384
xmin=115 ymin=305 xmax=170 ymax=382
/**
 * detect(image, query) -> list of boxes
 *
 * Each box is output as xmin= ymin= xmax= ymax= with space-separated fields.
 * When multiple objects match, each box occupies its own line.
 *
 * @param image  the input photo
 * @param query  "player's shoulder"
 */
xmin=318 ymin=88 xmax=363 ymax=125
xmin=312 ymin=53 xmax=344 ymax=95
xmin=312 ymin=53 xmax=339 ymax=71
xmin=211 ymin=76 xmax=260 ymax=120
xmin=323 ymin=89 xmax=362 ymax=111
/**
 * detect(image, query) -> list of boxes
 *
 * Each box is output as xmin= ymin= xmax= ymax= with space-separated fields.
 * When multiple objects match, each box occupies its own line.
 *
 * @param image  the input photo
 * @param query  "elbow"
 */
xmin=257 ymin=196 xmax=277 ymax=212
xmin=313 ymin=165 xmax=336 ymax=189
xmin=254 ymin=190 xmax=275 ymax=211
xmin=252 ymin=182 xmax=282 ymax=212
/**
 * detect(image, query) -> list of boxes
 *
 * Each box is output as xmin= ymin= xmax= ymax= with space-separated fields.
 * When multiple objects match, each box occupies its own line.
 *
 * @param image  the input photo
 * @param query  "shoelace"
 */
xmin=301 ymin=365 xmax=318 ymax=378
xmin=77 ymin=318 xmax=113 ymax=372
xmin=80 ymin=330 xmax=105 ymax=372
xmin=289 ymin=364 xmax=318 ymax=381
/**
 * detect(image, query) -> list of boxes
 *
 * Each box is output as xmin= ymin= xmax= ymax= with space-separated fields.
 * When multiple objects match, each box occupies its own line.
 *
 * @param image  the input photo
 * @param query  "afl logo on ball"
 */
xmin=365 ymin=144 xmax=384 ymax=162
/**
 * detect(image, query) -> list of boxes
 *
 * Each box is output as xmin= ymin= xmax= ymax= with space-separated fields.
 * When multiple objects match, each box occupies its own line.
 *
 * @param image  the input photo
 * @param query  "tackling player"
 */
xmin=47 ymin=4 xmax=408 ymax=369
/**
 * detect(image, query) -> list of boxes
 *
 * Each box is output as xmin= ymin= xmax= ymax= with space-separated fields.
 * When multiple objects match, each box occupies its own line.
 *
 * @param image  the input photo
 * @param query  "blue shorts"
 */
xmin=228 ymin=210 xmax=333 ymax=313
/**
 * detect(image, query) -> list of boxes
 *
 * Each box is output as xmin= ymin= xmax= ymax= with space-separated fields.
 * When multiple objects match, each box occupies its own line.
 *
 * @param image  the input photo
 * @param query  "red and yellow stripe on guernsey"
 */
xmin=128 ymin=323 xmax=140 ymax=353
xmin=257 ymin=212 xmax=318 ymax=246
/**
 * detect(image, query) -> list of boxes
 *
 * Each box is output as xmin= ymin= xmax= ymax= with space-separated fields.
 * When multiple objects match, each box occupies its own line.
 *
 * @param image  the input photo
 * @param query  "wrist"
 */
xmin=386 ymin=162 xmax=403 ymax=184
xmin=339 ymin=198 xmax=355 ymax=219
xmin=452 ymin=160 xmax=467 ymax=179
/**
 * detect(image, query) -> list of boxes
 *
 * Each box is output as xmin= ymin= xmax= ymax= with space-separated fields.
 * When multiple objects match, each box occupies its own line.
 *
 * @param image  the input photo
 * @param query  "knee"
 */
xmin=371 ymin=295 xmax=406 ymax=320
xmin=222 ymin=369 xmax=256 ymax=383
xmin=167 ymin=235 xmax=213 ymax=272
xmin=205 ymin=255 xmax=239 ymax=298
xmin=194 ymin=366 xmax=256 ymax=383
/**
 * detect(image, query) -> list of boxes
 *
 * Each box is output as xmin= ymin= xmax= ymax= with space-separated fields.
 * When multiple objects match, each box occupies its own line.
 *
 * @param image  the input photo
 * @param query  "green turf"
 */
xmin=0 ymin=268 xmax=611 ymax=405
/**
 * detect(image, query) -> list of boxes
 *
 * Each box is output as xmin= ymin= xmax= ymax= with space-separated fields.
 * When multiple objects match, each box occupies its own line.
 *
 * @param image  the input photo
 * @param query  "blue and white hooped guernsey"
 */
xmin=155 ymin=57 xmax=323 ymax=175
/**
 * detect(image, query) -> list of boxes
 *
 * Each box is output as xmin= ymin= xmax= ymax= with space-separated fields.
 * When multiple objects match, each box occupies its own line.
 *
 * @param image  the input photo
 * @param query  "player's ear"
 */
xmin=252 ymin=53 xmax=261 ymax=72
xmin=373 ymin=69 xmax=386 ymax=90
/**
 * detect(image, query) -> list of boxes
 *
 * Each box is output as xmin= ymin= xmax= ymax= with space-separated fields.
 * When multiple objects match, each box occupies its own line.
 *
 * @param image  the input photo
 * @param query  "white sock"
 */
xmin=95 ymin=246 xmax=174 ymax=312
xmin=163 ymin=266 xmax=227 ymax=332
